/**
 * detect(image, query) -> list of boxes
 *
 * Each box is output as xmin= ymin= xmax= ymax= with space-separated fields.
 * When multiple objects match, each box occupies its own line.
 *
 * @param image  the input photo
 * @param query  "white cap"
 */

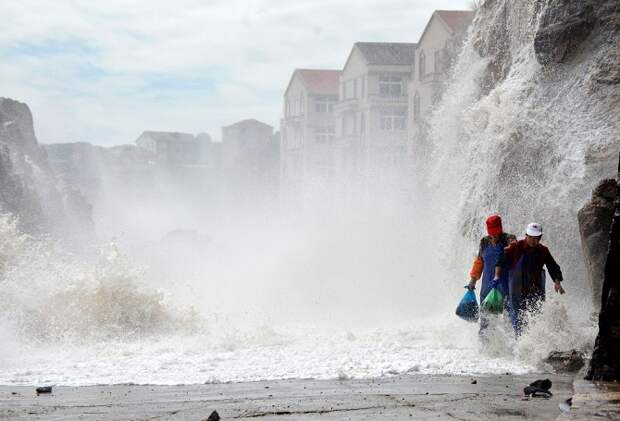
xmin=526 ymin=222 xmax=543 ymax=237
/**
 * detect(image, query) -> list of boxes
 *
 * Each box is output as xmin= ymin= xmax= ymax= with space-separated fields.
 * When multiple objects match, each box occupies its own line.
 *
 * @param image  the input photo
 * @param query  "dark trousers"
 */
xmin=510 ymin=292 xmax=544 ymax=337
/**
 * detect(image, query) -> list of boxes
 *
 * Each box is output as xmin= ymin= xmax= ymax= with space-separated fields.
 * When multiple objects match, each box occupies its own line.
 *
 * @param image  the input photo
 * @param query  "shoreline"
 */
xmin=0 ymin=373 xmax=575 ymax=420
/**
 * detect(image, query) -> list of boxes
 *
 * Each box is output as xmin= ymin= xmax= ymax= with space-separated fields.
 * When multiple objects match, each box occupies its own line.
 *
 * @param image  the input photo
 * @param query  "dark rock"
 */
xmin=205 ymin=410 xmax=220 ymax=421
xmin=471 ymin=0 xmax=513 ymax=94
xmin=471 ymin=379 xmax=477 ymax=384
xmin=35 ymin=386 xmax=52 ymax=395
xmin=534 ymin=0 xmax=596 ymax=65
xmin=592 ymin=43 xmax=620 ymax=86
xmin=545 ymin=350 xmax=586 ymax=372
xmin=587 ymin=152 xmax=620 ymax=381
xmin=0 ymin=97 xmax=94 ymax=243
xmin=578 ymin=179 xmax=617 ymax=309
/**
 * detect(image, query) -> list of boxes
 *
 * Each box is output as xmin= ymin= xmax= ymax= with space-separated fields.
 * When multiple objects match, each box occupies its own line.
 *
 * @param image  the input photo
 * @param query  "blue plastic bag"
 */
xmin=456 ymin=287 xmax=479 ymax=322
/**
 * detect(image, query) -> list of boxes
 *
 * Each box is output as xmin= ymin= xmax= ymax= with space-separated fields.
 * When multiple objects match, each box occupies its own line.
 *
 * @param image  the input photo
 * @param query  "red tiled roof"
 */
xmin=435 ymin=10 xmax=474 ymax=32
xmin=297 ymin=69 xmax=340 ymax=92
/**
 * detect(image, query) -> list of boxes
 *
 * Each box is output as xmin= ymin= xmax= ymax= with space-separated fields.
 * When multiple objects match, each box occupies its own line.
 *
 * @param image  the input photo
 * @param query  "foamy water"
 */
xmin=0 ymin=214 xmax=596 ymax=386
xmin=0 ymin=314 xmax=594 ymax=386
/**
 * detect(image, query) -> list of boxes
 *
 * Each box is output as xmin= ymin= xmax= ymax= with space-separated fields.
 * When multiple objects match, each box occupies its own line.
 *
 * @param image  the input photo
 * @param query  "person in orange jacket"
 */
xmin=468 ymin=215 xmax=516 ymax=335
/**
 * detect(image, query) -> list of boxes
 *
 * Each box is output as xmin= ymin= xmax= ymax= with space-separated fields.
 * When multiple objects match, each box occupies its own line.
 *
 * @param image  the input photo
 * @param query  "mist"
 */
xmin=1 ymin=0 xmax=618 ymax=388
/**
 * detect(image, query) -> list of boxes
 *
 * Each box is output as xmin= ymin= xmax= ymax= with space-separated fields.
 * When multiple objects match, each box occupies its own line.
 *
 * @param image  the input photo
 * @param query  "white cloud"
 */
xmin=0 ymin=0 xmax=472 ymax=145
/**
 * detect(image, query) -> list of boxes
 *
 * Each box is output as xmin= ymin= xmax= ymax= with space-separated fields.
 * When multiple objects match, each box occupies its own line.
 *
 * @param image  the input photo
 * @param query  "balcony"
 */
xmin=334 ymin=97 xmax=359 ymax=113
xmin=367 ymin=93 xmax=408 ymax=106
xmin=333 ymin=134 xmax=362 ymax=148
xmin=283 ymin=114 xmax=304 ymax=123
xmin=418 ymin=71 xmax=448 ymax=85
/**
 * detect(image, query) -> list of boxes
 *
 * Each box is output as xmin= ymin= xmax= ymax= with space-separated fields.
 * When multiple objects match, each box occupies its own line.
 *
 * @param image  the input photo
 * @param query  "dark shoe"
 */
xmin=523 ymin=385 xmax=553 ymax=397
xmin=529 ymin=378 xmax=552 ymax=391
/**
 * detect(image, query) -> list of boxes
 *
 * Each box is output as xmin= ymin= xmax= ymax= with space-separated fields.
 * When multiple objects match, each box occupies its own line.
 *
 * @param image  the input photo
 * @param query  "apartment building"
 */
xmin=334 ymin=42 xmax=416 ymax=184
xmin=409 ymin=10 xmax=474 ymax=138
xmin=280 ymin=68 xmax=340 ymax=206
xmin=221 ymin=118 xmax=279 ymax=202
xmin=135 ymin=131 xmax=203 ymax=165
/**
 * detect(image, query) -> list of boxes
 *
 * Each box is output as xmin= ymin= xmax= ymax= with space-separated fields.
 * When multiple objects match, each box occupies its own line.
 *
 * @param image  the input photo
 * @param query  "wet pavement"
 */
xmin=557 ymin=378 xmax=620 ymax=420
xmin=0 ymin=373 xmax=574 ymax=420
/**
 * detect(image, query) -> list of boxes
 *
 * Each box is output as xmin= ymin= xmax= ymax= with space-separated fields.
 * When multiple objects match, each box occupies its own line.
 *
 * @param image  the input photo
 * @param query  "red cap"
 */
xmin=486 ymin=215 xmax=503 ymax=236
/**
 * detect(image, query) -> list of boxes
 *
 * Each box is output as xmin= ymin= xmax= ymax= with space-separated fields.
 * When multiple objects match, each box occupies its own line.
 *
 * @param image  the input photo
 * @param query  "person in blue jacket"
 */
xmin=467 ymin=215 xmax=515 ymax=336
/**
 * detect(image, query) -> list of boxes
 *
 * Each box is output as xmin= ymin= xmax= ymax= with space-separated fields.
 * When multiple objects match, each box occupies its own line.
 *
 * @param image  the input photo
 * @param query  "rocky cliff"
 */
xmin=578 ymin=179 xmax=617 ymax=309
xmin=587 ymin=153 xmax=620 ymax=380
xmin=429 ymin=0 xmax=619 ymax=284
xmin=0 ymin=98 xmax=93 ymax=243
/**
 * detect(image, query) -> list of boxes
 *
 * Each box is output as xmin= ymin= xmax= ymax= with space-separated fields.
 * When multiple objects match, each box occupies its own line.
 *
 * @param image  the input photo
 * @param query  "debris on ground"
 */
xmin=204 ymin=410 xmax=220 ymax=421
xmin=559 ymin=397 xmax=572 ymax=413
xmin=524 ymin=379 xmax=553 ymax=398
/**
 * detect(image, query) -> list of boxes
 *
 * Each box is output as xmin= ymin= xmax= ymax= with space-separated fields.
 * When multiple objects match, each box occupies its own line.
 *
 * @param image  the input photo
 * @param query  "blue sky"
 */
xmin=0 ymin=0 xmax=472 ymax=145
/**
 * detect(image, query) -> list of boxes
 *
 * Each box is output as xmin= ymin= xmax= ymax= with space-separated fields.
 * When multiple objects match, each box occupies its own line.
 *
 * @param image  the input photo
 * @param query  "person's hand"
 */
xmin=467 ymin=279 xmax=477 ymax=290
xmin=554 ymin=280 xmax=565 ymax=294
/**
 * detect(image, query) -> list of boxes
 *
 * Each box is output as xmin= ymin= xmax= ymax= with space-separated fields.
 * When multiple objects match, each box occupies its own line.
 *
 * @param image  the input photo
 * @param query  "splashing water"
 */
xmin=418 ymin=0 xmax=617 ymax=368
xmin=0 ymin=213 xmax=536 ymax=386
xmin=0 ymin=216 xmax=199 ymax=345
xmin=1 ymin=0 xmax=618 ymax=386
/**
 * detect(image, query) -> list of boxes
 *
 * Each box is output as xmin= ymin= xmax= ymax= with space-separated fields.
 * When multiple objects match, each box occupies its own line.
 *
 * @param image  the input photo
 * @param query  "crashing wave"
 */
xmin=0 ymin=214 xmax=199 ymax=343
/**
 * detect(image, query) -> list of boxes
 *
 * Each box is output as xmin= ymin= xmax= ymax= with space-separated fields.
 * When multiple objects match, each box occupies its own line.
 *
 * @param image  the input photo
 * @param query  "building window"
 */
xmin=315 ymin=127 xmax=335 ymax=144
xmin=360 ymin=112 xmax=366 ymax=134
xmin=379 ymin=74 xmax=402 ymax=97
xmin=432 ymin=88 xmax=441 ymax=106
xmin=315 ymin=95 xmax=337 ymax=112
xmin=300 ymin=93 xmax=305 ymax=114
xmin=419 ymin=50 xmax=426 ymax=80
xmin=434 ymin=50 xmax=442 ymax=74
xmin=342 ymin=113 xmax=355 ymax=136
xmin=353 ymin=78 xmax=358 ymax=98
xmin=361 ymin=76 xmax=365 ymax=98
xmin=413 ymin=92 xmax=420 ymax=122
xmin=380 ymin=108 xmax=406 ymax=131
xmin=346 ymin=79 xmax=355 ymax=99
xmin=294 ymin=126 xmax=303 ymax=146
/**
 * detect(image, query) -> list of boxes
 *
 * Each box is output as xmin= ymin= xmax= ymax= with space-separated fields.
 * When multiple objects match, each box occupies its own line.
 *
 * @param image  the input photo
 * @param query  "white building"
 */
xmin=221 ymin=119 xmax=279 ymax=203
xmin=135 ymin=131 xmax=204 ymax=165
xmin=280 ymin=68 xmax=340 ymax=207
xmin=221 ymin=119 xmax=274 ymax=169
xmin=409 ymin=10 xmax=474 ymax=140
xmin=334 ymin=42 xmax=416 ymax=186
